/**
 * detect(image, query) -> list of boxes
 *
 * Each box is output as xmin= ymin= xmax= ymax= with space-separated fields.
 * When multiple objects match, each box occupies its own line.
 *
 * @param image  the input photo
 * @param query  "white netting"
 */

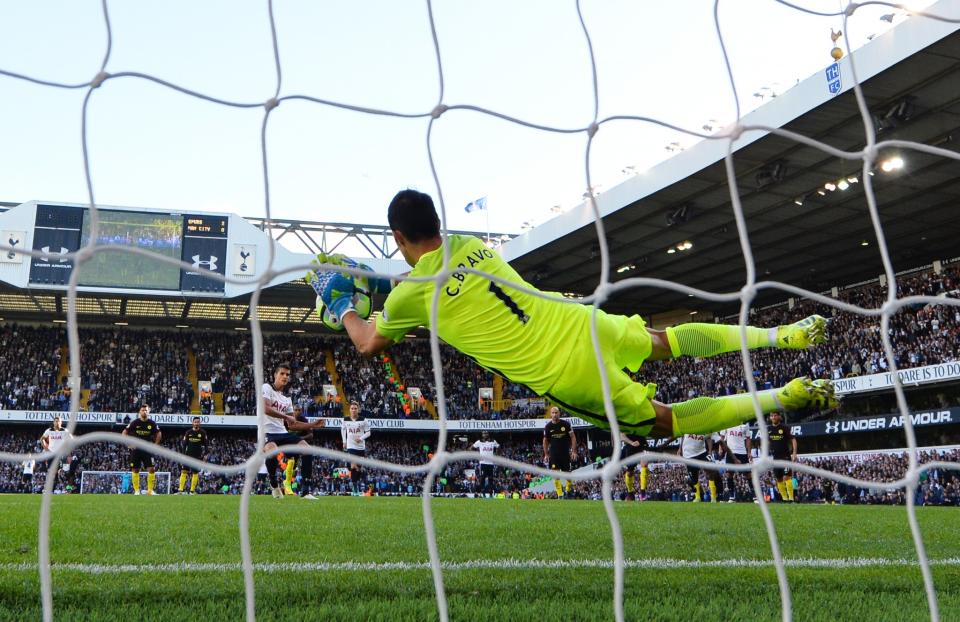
xmin=1 ymin=2 xmax=960 ymax=621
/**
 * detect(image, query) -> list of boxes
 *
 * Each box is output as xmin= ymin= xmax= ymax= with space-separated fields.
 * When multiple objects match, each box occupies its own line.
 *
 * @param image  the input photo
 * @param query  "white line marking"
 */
xmin=2 ymin=557 xmax=960 ymax=574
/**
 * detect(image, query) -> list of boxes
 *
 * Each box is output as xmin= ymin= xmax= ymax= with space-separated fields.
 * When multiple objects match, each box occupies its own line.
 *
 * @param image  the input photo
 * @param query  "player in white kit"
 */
xmin=341 ymin=400 xmax=371 ymax=494
xmin=719 ymin=423 xmax=752 ymax=502
xmin=472 ymin=430 xmax=500 ymax=496
xmin=679 ymin=433 xmax=722 ymax=502
xmin=41 ymin=416 xmax=75 ymax=492
xmin=21 ymin=457 xmax=36 ymax=493
xmin=262 ymin=363 xmax=323 ymax=499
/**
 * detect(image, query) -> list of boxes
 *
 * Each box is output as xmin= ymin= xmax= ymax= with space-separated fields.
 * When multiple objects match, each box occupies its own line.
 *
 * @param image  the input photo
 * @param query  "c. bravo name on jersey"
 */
xmin=444 ymin=247 xmax=495 ymax=297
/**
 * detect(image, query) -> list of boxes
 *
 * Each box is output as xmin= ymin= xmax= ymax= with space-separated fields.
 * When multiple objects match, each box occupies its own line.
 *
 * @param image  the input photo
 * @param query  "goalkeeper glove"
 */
xmin=309 ymin=252 xmax=347 ymax=270
xmin=336 ymin=257 xmax=393 ymax=295
xmin=305 ymin=252 xmax=345 ymax=286
xmin=308 ymin=270 xmax=356 ymax=321
xmin=307 ymin=253 xmax=392 ymax=295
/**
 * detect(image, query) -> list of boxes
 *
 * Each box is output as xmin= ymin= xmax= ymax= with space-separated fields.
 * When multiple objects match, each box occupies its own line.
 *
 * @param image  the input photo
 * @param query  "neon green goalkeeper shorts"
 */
xmin=543 ymin=309 xmax=658 ymax=435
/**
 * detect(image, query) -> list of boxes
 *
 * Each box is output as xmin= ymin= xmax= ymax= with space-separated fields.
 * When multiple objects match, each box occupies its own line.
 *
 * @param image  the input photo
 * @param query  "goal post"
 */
xmin=79 ymin=471 xmax=172 ymax=495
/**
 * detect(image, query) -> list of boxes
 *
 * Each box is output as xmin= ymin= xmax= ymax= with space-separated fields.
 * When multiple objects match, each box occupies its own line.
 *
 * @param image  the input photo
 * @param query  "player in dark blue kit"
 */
xmin=121 ymin=403 xmax=162 ymax=496
xmin=177 ymin=417 xmax=208 ymax=495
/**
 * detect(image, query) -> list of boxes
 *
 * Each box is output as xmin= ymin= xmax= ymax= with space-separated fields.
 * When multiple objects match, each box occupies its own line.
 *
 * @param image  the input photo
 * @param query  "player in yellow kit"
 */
xmin=308 ymin=190 xmax=836 ymax=441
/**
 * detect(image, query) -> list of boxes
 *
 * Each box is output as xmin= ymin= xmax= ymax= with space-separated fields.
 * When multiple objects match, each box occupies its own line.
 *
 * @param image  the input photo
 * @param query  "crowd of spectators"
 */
xmin=575 ymin=447 xmax=960 ymax=506
xmin=193 ymin=333 xmax=340 ymax=417
xmin=0 ymin=427 xmax=586 ymax=495
xmin=2 ymin=425 xmax=957 ymax=506
xmin=81 ymin=329 xmax=193 ymax=413
xmin=0 ymin=325 xmax=67 ymax=412
xmin=389 ymin=340 xmax=495 ymax=419
xmin=637 ymin=264 xmax=960 ymax=406
xmin=331 ymin=339 xmax=418 ymax=418
xmin=0 ymin=262 xmax=956 ymax=423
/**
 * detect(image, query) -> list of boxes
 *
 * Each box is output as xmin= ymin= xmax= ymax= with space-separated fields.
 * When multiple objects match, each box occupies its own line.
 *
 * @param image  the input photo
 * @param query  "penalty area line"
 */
xmin=2 ymin=557 xmax=960 ymax=574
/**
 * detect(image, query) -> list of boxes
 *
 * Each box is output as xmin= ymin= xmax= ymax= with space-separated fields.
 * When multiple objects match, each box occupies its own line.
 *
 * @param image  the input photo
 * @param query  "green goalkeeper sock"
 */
xmin=672 ymin=391 xmax=780 ymax=436
xmin=665 ymin=323 xmax=774 ymax=358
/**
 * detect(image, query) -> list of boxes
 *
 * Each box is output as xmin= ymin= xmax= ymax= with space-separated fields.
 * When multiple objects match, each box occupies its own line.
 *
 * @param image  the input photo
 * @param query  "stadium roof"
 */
xmin=502 ymin=7 xmax=960 ymax=317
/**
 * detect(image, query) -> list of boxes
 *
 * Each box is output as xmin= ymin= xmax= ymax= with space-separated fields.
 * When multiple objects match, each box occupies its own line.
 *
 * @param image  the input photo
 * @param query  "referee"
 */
xmin=543 ymin=406 xmax=577 ymax=499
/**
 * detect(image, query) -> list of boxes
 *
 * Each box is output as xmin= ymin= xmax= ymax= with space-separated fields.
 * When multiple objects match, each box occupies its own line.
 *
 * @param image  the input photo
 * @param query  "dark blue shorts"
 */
xmin=620 ymin=441 xmax=646 ymax=461
xmin=266 ymin=433 xmax=303 ymax=447
xmin=347 ymin=448 xmax=365 ymax=457
xmin=549 ymin=453 xmax=571 ymax=473
xmin=726 ymin=452 xmax=749 ymax=466
xmin=129 ymin=449 xmax=155 ymax=470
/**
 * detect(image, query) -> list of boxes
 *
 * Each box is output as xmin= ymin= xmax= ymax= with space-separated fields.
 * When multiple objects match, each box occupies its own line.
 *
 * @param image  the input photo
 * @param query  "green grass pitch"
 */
xmin=1 ymin=495 xmax=958 ymax=621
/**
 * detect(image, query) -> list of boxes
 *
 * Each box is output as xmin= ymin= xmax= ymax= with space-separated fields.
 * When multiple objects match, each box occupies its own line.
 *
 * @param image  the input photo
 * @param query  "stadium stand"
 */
xmin=332 ymin=338 xmax=422 ymax=418
xmin=2 ymin=423 xmax=956 ymax=505
xmin=640 ymin=263 xmax=960 ymax=406
xmin=192 ymin=333 xmax=340 ymax=416
xmin=389 ymin=340 xmax=496 ymax=419
xmin=0 ymin=325 xmax=66 ymax=412
xmin=580 ymin=447 xmax=960 ymax=505
xmin=81 ymin=328 xmax=193 ymax=413
xmin=0 ymin=259 xmax=957 ymax=423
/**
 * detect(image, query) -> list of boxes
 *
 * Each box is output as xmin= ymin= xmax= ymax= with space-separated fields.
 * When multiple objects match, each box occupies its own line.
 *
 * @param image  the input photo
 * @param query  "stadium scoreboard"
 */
xmin=28 ymin=205 xmax=229 ymax=293
xmin=184 ymin=216 xmax=227 ymax=236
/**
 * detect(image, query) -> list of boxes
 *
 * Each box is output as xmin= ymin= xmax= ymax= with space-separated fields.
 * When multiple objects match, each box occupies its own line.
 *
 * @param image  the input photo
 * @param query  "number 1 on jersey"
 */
xmin=488 ymin=281 xmax=530 ymax=324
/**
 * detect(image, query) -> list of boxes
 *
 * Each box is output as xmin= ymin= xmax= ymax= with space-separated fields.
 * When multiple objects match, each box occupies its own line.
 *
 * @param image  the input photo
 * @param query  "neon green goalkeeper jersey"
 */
xmin=375 ymin=234 xmax=590 ymax=394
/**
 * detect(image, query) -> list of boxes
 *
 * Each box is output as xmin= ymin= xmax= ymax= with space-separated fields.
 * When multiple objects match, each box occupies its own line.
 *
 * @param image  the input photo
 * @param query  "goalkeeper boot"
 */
xmin=810 ymin=379 xmax=839 ymax=409
xmin=774 ymin=377 xmax=836 ymax=411
xmin=283 ymin=482 xmax=296 ymax=496
xmin=776 ymin=315 xmax=827 ymax=349
xmin=774 ymin=377 xmax=815 ymax=411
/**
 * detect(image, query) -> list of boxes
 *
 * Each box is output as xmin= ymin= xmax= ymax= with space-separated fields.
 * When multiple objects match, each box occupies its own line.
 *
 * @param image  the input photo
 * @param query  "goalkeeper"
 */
xmin=308 ymin=189 xmax=836 ymax=440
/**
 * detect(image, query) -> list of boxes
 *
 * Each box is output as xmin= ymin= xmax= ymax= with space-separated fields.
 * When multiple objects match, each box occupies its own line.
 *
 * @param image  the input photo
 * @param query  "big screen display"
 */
xmin=77 ymin=209 xmax=183 ymax=289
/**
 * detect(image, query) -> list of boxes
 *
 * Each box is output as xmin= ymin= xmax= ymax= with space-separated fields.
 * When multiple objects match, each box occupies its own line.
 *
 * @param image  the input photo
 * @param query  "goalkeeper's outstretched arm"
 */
xmin=342 ymin=311 xmax=393 ymax=357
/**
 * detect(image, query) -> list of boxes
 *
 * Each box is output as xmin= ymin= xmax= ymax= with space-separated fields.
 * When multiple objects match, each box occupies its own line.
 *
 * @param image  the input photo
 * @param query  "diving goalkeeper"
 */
xmin=308 ymin=189 xmax=835 ymax=439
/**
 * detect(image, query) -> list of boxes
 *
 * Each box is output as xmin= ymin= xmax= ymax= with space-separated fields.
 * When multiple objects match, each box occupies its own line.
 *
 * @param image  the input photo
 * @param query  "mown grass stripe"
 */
xmin=4 ymin=557 xmax=960 ymax=574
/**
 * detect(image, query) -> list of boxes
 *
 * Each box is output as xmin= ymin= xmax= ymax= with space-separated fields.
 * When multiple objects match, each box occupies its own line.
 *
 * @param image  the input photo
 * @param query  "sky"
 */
xmin=0 ymin=0 xmax=936 ymax=256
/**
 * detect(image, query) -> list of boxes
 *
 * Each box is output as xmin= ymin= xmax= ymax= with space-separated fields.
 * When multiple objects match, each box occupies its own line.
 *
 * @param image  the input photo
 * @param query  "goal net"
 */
xmin=1 ymin=2 xmax=959 ymax=622
xmin=79 ymin=471 xmax=172 ymax=495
